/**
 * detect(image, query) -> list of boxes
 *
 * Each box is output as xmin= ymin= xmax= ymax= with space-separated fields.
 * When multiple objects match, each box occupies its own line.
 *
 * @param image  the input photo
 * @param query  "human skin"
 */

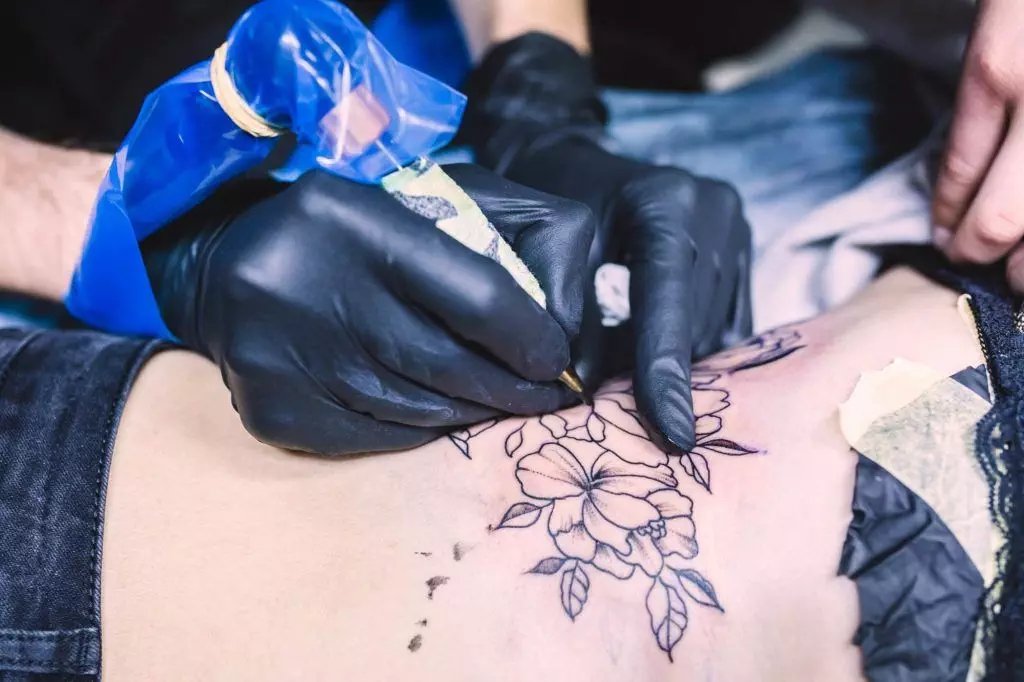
xmin=99 ymin=266 xmax=982 ymax=681
xmin=0 ymin=127 xmax=107 ymax=300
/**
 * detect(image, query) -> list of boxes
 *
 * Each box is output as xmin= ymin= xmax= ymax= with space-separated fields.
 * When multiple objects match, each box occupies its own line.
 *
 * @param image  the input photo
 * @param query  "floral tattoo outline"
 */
xmin=448 ymin=328 xmax=805 ymax=660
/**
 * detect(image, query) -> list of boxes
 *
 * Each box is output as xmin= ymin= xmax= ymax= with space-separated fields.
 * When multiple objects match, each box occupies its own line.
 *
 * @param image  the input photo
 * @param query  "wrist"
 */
xmin=490 ymin=0 xmax=590 ymax=56
xmin=450 ymin=0 xmax=590 ymax=63
xmin=461 ymin=33 xmax=606 ymax=166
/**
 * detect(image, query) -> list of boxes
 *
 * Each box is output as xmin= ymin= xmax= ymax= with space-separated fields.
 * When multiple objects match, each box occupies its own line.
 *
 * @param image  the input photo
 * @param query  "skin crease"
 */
xmin=99 ymin=267 xmax=982 ymax=681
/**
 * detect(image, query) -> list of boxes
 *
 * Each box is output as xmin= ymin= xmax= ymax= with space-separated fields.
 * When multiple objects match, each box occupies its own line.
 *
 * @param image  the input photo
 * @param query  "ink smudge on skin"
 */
xmin=453 ymin=543 xmax=471 ymax=561
xmin=408 ymin=634 xmax=423 ymax=652
xmin=426 ymin=576 xmax=449 ymax=600
xmin=416 ymin=619 xmax=428 ymax=627
xmin=415 ymin=551 xmax=432 ymax=558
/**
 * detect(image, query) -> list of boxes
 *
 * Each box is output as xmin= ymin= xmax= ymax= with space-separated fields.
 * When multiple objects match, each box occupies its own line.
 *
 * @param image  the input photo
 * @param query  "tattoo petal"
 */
xmin=693 ymin=388 xmax=730 ymax=419
xmin=504 ymin=424 xmax=526 ymax=458
xmin=581 ymin=498 xmax=633 ymax=554
xmin=566 ymin=425 xmax=590 ymax=441
xmin=646 ymin=489 xmax=694 ymax=519
xmin=592 ymin=544 xmax=635 ymax=579
xmin=694 ymin=414 xmax=723 ymax=439
xmin=589 ymin=489 xmax=661 ymax=531
xmin=586 ymin=412 xmax=606 ymax=442
xmin=548 ymin=495 xmax=586 ymax=535
xmin=655 ymin=517 xmax=698 ymax=560
xmin=590 ymin=452 xmax=676 ymax=493
xmin=540 ymin=413 xmax=568 ymax=438
xmin=623 ymin=533 xmax=664 ymax=577
xmin=466 ymin=418 xmax=500 ymax=437
xmin=554 ymin=524 xmax=598 ymax=562
xmin=516 ymin=443 xmax=588 ymax=499
xmin=594 ymin=393 xmax=649 ymax=438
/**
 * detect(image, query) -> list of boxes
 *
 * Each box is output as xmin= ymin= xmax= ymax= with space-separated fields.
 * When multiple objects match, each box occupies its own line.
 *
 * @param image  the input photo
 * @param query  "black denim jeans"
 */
xmin=0 ymin=330 xmax=164 ymax=680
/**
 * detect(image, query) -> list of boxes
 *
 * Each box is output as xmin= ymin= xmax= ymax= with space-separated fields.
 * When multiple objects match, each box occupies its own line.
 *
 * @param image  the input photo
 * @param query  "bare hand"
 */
xmin=932 ymin=0 xmax=1024 ymax=290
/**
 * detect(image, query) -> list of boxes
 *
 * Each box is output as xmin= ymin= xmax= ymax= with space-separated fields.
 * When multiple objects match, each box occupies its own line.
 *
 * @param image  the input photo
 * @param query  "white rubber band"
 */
xmin=209 ymin=43 xmax=283 ymax=139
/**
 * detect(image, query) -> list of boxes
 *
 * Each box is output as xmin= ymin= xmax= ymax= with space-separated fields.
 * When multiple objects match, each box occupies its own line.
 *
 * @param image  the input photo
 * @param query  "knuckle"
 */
xmin=646 ymin=353 xmax=691 ymax=382
xmin=237 ymin=401 xmax=290 ymax=446
xmin=220 ymin=340 xmax=253 ymax=375
xmin=702 ymin=178 xmax=743 ymax=214
xmin=939 ymin=152 xmax=980 ymax=190
xmin=292 ymin=170 xmax=343 ymax=218
xmin=463 ymin=278 xmax=502 ymax=323
xmin=970 ymin=47 xmax=1020 ymax=96
xmin=555 ymin=197 xmax=596 ymax=236
xmin=972 ymin=209 xmax=1024 ymax=251
xmin=652 ymin=168 xmax=700 ymax=207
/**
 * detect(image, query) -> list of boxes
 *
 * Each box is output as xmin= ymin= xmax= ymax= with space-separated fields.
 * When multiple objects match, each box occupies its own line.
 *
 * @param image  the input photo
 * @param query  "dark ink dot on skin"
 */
xmin=408 ymin=634 xmax=423 ymax=652
xmin=426 ymin=576 xmax=449 ymax=600
xmin=416 ymin=619 xmax=428 ymax=627
xmin=415 ymin=551 xmax=432 ymax=558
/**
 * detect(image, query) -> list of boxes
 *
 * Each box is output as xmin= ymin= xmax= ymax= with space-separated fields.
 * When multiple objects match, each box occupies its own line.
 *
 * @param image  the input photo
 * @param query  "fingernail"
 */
xmin=933 ymin=226 xmax=953 ymax=250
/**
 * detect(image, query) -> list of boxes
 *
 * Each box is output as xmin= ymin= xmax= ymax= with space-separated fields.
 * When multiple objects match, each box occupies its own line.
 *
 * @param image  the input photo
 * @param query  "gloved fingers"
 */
xmin=392 ymin=224 xmax=571 ymax=382
xmin=220 ymin=334 xmax=499 ymax=430
xmin=363 ymin=300 xmax=574 ymax=415
xmin=232 ymin=382 xmax=446 ymax=456
xmin=318 ymin=354 xmax=503 ymax=428
xmin=443 ymin=164 xmax=596 ymax=338
xmin=142 ymin=178 xmax=285 ymax=350
xmin=628 ymin=211 xmax=698 ymax=454
xmin=683 ymin=179 xmax=738 ymax=350
xmin=570 ymin=267 xmax=615 ymax=394
xmin=721 ymin=242 xmax=754 ymax=348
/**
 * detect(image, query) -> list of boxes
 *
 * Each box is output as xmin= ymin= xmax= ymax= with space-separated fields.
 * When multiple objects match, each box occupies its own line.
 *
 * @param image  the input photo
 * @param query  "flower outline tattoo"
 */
xmin=456 ymin=328 xmax=804 ymax=660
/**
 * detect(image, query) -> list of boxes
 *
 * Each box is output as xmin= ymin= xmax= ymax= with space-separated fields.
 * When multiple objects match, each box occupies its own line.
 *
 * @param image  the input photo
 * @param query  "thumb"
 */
xmin=141 ymin=179 xmax=280 ymax=351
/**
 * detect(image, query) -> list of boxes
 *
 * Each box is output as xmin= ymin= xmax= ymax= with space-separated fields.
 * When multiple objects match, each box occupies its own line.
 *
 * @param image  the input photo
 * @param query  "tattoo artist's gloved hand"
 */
xmin=461 ymin=32 xmax=753 ymax=453
xmin=142 ymin=165 xmax=593 ymax=455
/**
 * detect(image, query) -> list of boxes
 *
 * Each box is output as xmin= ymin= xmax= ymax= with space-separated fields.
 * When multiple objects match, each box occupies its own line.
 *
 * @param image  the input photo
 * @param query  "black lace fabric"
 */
xmin=954 ymin=269 xmax=1024 ymax=681
xmin=879 ymin=247 xmax=1021 ymax=680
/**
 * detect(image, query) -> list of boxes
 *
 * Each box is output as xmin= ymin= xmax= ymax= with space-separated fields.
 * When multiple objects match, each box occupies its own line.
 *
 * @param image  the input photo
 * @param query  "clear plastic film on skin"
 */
xmin=66 ymin=0 xmax=466 ymax=338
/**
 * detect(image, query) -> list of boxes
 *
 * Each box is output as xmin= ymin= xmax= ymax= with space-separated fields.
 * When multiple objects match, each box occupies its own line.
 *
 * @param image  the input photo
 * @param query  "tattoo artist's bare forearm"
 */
xmin=0 ymin=127 xmax=108 ymax=300
xmin=450 ymin=0 xmax=591 ymax=62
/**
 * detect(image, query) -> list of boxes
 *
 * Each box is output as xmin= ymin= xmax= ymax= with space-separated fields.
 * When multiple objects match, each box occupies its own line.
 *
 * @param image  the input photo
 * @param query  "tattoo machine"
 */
xmin=68 ymin=0 xmax=584 ymax=395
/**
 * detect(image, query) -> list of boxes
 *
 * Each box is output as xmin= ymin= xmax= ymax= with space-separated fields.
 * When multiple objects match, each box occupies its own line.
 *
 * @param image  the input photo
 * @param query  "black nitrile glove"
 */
xmin=142 ymin=164 xmax=594 ymax=455
xmin=461 ymin=33 xmax=753 ymax=453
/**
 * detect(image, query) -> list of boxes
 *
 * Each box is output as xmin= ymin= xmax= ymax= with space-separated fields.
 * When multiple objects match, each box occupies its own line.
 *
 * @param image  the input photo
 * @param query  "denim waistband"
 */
xmin=0 ymin=330 xmax=165 ymax=679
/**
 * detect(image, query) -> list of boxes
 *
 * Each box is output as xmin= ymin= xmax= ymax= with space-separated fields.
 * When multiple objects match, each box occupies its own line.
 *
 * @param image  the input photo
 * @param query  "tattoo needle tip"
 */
xmin=559 ymin=368 xmax=590 ymax=403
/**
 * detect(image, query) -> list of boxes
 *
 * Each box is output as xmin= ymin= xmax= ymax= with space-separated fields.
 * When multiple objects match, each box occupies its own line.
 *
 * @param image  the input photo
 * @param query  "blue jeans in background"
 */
xmin=601 ymin=48 xmax=931 ymax=257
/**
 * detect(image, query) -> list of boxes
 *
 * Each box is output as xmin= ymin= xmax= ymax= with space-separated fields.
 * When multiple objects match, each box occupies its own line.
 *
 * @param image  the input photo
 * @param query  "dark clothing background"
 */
xmin=0 ymin=0 xmax=799 ymax=151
